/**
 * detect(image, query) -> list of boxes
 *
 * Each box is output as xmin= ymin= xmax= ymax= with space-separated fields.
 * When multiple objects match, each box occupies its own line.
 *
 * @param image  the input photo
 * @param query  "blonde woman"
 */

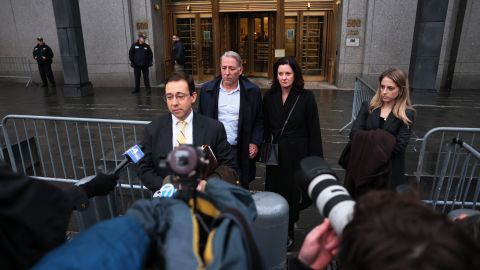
xmin=350 ymin=68 xmax=415 ymax=189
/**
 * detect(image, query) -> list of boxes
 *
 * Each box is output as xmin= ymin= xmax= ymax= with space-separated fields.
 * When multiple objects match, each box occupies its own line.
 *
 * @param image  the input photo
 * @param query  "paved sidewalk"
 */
xmin=1 ymin=79 xmax=479 ymax=254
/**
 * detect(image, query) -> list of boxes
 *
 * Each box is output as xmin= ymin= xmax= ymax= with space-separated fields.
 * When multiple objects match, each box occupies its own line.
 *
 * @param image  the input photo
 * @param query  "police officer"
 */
xmin=32 ymin=36 xmax=55 ymax=87
xmin=129 ymin=34 xmax=153 ymax=94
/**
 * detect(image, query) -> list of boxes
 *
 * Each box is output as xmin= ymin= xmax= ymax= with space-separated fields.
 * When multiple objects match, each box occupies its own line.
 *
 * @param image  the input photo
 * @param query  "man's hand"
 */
xmin=196 ymin=180 xmax=207 ymax=192
xmin=298 ymin=219 xmax=340 ymax=270
xmin=42 ymin=56 xmax=46 ymax=60
xmin=249 ymin=144 xmax=258 ymax=159
xmin=79 ymin=173 xmax=119 ymax=198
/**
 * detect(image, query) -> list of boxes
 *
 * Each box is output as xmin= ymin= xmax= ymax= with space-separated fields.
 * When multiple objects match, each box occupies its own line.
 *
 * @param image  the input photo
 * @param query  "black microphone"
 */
xmin=112 ymin=144 xmax=145 ymax=175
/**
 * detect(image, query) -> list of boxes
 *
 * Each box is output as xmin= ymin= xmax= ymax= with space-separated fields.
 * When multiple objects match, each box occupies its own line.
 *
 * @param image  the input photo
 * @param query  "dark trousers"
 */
xmin=38 ymin=63 xmax=55 ymax=85
xmin=133 ymin=66 xmax=151 ymax=91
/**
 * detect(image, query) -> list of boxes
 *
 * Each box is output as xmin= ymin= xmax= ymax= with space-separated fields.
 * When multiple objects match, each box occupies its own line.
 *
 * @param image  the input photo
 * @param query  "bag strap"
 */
xmin=214 ymin=208 xmax=265 ymax=270
xmin=278 ymin=92 xmax=301 ymax=140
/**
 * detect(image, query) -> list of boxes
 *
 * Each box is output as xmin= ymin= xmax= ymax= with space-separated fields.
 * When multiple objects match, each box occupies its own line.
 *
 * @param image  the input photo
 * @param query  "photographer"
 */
xmin=0 ymin=159 xmax=119 ymax=269
xmin=294 ymin=190 xmax=480 ymax=270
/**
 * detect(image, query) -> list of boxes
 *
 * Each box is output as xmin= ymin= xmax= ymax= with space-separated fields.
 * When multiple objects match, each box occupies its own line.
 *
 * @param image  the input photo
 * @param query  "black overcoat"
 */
xmin=198 ymin=76 xmax=263 ymax=188
xmin=350 ymin=101 xmax=415 ymax=188
xmin=263 ymin=88 xmax=323 ymax=222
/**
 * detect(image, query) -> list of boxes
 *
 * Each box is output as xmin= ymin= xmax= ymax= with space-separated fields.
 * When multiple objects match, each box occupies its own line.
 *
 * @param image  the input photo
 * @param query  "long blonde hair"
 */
xmin=369 ymin=68 xmax=414 ymax=125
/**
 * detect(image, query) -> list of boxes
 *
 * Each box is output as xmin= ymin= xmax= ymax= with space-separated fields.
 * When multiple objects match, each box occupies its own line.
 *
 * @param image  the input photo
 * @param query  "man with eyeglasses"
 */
xmin=138 ymin=72 xmax=238 ymax=192
xmin=198 ymin=51 xmax=263 ymax=189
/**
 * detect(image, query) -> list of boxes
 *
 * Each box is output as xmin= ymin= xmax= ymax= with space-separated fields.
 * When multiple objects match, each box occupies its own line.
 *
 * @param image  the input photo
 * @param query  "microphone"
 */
xmin=112 ymin=144 xmax=145 ymax=175
xmin=152 ymin=183 xmax=177 ymax=198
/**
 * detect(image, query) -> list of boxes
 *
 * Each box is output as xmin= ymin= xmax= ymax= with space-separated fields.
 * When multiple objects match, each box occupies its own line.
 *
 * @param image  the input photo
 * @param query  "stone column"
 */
xmin=52 ymin=0 xmax=93 ymax=97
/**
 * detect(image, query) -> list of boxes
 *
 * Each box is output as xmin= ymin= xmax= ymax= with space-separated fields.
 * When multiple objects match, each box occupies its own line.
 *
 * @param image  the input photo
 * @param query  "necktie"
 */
xmin=176 ymin=120 xmax=187 ymax=146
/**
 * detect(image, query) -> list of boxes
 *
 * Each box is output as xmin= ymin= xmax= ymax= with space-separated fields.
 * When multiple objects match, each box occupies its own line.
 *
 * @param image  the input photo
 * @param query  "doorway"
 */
xmin=174 ymin=14 xmax=214 ymax=80
xmin=233 ymin=13 xmax=273 ymax=77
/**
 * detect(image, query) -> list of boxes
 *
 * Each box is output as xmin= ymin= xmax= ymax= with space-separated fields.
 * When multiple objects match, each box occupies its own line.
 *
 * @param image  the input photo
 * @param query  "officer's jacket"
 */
xmin=129 ymin=42 xmax=153 ymax=67
xmin=32 ymin=44 xmax=54 ymax=64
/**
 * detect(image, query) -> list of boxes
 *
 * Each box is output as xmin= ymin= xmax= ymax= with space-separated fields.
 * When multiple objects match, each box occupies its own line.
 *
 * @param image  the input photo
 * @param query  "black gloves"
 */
xmin=79 ymin=173 xmax=119 ymax=198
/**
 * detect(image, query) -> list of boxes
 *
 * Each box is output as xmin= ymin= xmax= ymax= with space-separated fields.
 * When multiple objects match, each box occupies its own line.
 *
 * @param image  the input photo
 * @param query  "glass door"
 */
xmin=174 ymin=15 xmax=214 ymax=80
xmin=301 ymin=14 xmax=326 ymax=78
xmin=236 ymin=13 xmax=273 ymax=77
xmin=175 ymin=17 xmax=197 ymax=75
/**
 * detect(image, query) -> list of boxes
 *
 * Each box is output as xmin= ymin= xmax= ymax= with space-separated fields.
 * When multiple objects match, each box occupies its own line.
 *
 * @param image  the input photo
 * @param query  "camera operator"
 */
xmin=293 ymin=190 xmax=480 ymax=270
xmin=0 ymin=159 xmax=119 ymax=270
xmin=291 ymin=156 xmax=480 ymax=270
xmin=138 ymin=72 xmax=238 ymax=192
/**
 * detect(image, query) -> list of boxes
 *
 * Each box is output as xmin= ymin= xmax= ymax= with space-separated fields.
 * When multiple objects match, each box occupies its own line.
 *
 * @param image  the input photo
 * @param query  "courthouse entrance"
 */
xmin=173 ymin=14 xmax=215 ymax=80
xmin=233 ymin=13 xmax=274 ymax=77
xmin=164 ymin=1 xmax=338 ymax=82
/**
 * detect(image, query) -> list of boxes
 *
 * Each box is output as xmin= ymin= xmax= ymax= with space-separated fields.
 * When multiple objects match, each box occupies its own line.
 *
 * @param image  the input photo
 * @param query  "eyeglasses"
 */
xmin=163 ymin=93 xmax=190 ymax=102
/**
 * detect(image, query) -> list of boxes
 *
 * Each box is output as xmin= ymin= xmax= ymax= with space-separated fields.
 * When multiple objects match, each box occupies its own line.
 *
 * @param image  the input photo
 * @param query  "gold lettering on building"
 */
xmin=136 ymin=21 xmax=149 ymax=30
xmin=347 ymin=19 xmax=361 ymax=28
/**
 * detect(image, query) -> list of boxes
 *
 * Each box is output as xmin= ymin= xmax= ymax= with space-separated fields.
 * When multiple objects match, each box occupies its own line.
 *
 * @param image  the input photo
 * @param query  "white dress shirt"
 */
xmin=171 ymin=110 xmax=193 ymax=148
xmin=218 ymin=80 xmax=240 ymax=146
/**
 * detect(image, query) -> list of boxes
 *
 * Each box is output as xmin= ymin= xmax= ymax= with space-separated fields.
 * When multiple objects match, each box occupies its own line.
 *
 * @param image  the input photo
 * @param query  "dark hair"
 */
xmin=165 ymin=72 xmax=195 ymax=94
xmin=270 ymin=57 xmax=304 ymax=92
xmin=338 ymin=190 xmax=480 ymax=270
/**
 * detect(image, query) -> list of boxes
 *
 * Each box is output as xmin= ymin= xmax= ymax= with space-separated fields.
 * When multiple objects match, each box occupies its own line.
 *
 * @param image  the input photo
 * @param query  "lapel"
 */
xmin=238 ymin=78 xmax=247 ymax=137
xmin=369 ymin=108 xmax=381 ymax=129
xmin=272 ymin=89 xmax=287 ymax=122
xmin=158 ymin=116 xmax=173 ymax=156
xmin=383 ymin=112 xmax=395 ymax=130
xmin=192 ymin=113 xmax=205 ymax=146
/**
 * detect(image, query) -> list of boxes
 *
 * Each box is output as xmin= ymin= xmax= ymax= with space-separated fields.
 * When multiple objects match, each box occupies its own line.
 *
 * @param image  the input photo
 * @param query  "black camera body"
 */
xmin=159 ymin=145 xmax=210 ymax=189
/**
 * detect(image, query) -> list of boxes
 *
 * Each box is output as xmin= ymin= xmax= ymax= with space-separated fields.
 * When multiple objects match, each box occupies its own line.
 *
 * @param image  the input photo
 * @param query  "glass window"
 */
xmin=285 ymin=17 xmax=297 ymax=57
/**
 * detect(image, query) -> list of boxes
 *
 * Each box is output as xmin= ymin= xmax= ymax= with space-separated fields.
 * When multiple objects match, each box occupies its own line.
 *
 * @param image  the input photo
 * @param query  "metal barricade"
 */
xmin=339 ymin=77 xmax=376 ymax=132
xmin=0 ymin=57 xmax=32 ymax=87
xmin=1 ymin=114 xmax=152 ymax=231
xmin=415 ymin=127 xmax=480 ymax=213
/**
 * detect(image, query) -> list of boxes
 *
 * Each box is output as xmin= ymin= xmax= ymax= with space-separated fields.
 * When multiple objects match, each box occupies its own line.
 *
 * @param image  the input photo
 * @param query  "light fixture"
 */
xmin=187 ymin=4 xmax=191 ymax=11
xmin=307 ymin=2 xmax=311 ymax=8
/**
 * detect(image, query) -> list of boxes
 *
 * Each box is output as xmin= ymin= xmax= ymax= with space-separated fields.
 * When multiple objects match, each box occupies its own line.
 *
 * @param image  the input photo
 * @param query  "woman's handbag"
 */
xmin=260 ymin=94 xmax=301 ymax=166
xmin=260 ymin=136 xmax=279 ymax=166
xmin=338 ymin=141 xmax=352 ymax=169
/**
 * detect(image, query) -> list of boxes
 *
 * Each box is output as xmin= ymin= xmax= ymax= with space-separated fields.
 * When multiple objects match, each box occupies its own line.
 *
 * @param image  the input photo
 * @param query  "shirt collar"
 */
xmin=220 ymin=80 xmax=240 ymax=94
xmin=171 ymin=109 xmax=193 ymax=125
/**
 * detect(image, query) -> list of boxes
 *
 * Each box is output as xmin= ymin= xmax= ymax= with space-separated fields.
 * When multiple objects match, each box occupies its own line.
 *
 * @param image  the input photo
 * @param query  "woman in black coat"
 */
xmin=350 ymin=68 xmax=415 ymax=189
xmin=263 ymin=57 xmax=323 ymax=248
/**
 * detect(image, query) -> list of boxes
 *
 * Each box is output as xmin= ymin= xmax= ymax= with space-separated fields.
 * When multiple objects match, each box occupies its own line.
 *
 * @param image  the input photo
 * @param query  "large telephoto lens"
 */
xmin=300 ymin=156 xmax=355 ymax=235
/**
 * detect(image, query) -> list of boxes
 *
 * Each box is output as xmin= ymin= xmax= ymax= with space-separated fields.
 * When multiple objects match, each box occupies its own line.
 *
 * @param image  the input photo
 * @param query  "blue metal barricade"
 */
xmin=0 ymin=57 xmax=32 ymax=87
xmin=415 ymin=127 xmax=480 ymax=213
xmin=339 ymin=77 xmax=376 ymax=133
xmin=1 ymin=114 xmax=152 ymax=231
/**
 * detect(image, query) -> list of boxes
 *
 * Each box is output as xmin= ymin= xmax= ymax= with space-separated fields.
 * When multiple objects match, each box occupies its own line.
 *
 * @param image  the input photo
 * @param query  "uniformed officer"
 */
xmin=32 ymin=36 xmax=55 ymax=87
xmin=129 ymin=34 xmax=153 ymax=94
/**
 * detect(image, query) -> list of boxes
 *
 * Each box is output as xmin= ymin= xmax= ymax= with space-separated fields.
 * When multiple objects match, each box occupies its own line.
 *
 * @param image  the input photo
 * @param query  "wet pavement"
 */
xmin=1 ymin=79 xmax=479 ymax=254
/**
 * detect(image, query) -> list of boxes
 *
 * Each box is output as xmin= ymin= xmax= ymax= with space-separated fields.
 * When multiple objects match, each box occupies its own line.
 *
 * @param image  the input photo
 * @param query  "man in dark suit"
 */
xmin=198 ymin=51 xmax=263 ymax=189
xmin=138 ymin=72 xmax=237 ymax=192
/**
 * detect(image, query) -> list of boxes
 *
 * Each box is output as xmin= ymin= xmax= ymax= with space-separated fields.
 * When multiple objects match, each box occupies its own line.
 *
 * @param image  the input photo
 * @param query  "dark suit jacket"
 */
xmin=198 ymin=75 xmax=263 ymax=187
xmin=138 ymin=112 xmax=236 ymax=191
xmin=350 ymin=101 xmax=415 ymax=187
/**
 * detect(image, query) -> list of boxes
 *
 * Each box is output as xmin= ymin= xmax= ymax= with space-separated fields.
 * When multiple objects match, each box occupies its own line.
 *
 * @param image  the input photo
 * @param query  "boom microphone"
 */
xmin=112 ymin=144 xmax=145 ymax=175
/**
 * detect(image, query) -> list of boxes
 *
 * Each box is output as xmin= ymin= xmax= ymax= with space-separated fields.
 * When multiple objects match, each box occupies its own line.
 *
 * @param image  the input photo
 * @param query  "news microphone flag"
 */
xmin=153 ymin=183 xmax=177 ymax=198
xmin=124 ymin=144 xmax=144 ymax=163
xmin=112 ymin=144 xmax=145 ymax=175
